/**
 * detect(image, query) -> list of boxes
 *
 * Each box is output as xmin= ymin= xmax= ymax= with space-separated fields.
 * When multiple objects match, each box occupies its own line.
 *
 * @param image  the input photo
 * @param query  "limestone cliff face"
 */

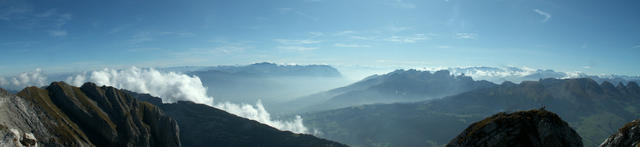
xmin=447 ymin=109 xmax=583 ymax=147
xmin=1 ymin=82 xmax=180 ymax=147
xmin=600 ymin=119 xmax=640 ymax=147
xmin=1 ymin=87 xmax=78 ymax=147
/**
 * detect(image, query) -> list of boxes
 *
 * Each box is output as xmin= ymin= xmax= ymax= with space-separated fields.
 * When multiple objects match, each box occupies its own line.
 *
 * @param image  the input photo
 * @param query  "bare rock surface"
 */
xmin=1 ymin=82 xmax=181 ymax=147
xmin=600 ymin=119 xmax=640 ymax=147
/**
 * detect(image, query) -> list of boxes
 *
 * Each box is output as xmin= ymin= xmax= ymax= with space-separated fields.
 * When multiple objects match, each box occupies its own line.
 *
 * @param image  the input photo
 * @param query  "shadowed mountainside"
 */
xmin=129 ymin=92 xmax=347 ymax=147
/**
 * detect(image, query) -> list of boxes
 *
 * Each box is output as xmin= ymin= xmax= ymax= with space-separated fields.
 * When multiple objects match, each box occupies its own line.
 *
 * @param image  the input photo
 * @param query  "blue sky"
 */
xmin=1 ymin=0 xmax=639 ymax=76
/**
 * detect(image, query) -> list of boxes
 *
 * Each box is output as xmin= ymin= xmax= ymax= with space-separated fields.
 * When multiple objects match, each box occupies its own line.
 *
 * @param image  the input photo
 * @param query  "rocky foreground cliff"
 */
xmin=447 ymin=109 xmax=583 ymax=147
xmin=1 ymin=82 xmax=181 ymax=146
xmin=601 ymin=119 xmax=640 ymax=147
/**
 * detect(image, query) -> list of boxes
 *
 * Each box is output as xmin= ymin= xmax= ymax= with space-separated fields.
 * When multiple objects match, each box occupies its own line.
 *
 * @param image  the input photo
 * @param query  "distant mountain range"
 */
xmin=302 ymin=78 xmax=640 ymax=147
xmin=279 ymin=69 xmax=496 ymax=113
xmin=427 ymin=66 xmax=640 ymax=84
xmin=189 ymin=62 xmax=349 ymax=107
xmin=193 ymin=62 xmax=342 ymax=77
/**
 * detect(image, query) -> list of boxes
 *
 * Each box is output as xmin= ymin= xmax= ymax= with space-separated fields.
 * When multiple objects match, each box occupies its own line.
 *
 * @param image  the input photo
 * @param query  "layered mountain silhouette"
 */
xmin=447 ymin=108 xmax=583 ymax=147
xmin=189 ymin=62 xmax=348 ymax=107
xmin=303 ymin=78 xmax=640 ymax=146
xmin=0 ymin=82 xmax=180 ymax=146
xmin=128 ymin=92 xmax=346 ymax=147
xmin=283 ymin=69 xmax=496 ymax=113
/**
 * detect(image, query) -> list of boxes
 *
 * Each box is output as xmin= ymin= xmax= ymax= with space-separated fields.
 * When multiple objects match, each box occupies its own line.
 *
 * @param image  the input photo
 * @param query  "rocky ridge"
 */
xmin=1 ymin=82 xmax=181 ymax=146
xmin=601 ymin=119 xmax=640 ymax=147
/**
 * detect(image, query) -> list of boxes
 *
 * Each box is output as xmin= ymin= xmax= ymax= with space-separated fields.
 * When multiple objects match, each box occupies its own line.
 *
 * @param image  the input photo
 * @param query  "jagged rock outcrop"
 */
xmin=600 ymin=119 xmax=640 ymax=147
xmin=1 ymin=82 xmax=181 ymax=146
xmin=447 ymin=109 xmax=583 ymax=147
xmin=1 ymin=88 xmax=52 ymax=147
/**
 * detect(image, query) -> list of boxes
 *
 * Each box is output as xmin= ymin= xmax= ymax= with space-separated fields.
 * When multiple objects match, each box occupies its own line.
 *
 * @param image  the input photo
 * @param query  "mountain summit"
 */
xmin=447 ymin=109 xmax=583 ymax=147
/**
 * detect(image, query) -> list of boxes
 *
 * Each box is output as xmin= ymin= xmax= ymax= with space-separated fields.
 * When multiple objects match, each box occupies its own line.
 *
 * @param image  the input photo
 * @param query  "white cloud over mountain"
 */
xmin=0 ymin=68 xmax=47 ymax=90
xmin=66 ymin=67 xmax=213 ymax=104
xmin=64 ymin=67 xmax=310 ymax=134
xmin=216 ymin=101 xmax=308 ymax=134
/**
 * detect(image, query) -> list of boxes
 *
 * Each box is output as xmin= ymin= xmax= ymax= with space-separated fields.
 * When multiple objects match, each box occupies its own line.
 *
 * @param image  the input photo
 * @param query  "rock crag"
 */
xmin=447 ymin=109 xmax=583 ymax=147
xmin=600 ymin=119 xmax=640 ymax=147
xmin=1 ymin=82 xmax=181 ymax=146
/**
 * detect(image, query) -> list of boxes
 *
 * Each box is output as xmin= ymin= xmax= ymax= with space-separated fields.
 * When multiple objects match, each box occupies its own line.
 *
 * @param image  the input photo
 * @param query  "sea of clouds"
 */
xmin=0 ymin=68 xmax=48 ymax=90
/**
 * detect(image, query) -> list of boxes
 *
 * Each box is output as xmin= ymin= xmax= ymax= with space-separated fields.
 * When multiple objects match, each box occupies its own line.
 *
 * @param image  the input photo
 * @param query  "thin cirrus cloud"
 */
xmin=333 ymin=30 xmax=356 ymax=36
xmin=277 ymin=46 xmax=318 ymax=51
xmin=392 ymin=0 xmax=416 ymax=8
xmin=533 ymin=9 xmax=551 ymax=22
xmin=334 ymin=43 xmax=371 ymax=48
xmin=275 ymin=39 xmax=321 ymax=51
xmin=275 ymin=39 xmax=321 ymax=45
xmin=48 ymin=30 xmax=67 ymax=37
xmin=309 ymin=32 xmax=324 ymax=37
xmin=436 ymin=45 xmax=452 ymax=49
xmin=386 ymin=34 xmax=429 ymax=43
xmin=455 ymin=33 xmax=477 ymax=39
xmin=129 ymin=31 xmax=196 ymax=44
xmin=0 ymin=7 xmax=72 ymax=37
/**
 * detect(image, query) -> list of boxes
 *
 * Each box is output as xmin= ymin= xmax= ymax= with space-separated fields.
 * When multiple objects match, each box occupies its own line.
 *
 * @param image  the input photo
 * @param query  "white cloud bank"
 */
xmin=0 ymin=68 xmax=48 ymax=90
xmin=216 ymin=101 xmax=308 ymax=133
xmin=65 ymin=67 xmax=310 ymax=134
xmin=66 ymin=67 xmax=212 ymax=104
